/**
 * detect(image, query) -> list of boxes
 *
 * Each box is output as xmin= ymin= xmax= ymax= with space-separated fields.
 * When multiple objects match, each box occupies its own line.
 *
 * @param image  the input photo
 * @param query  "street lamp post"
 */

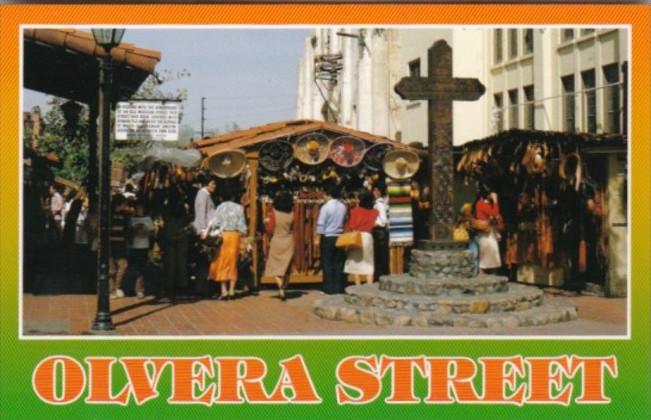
xmin=91 ymin=28 xmax=125 ymax=331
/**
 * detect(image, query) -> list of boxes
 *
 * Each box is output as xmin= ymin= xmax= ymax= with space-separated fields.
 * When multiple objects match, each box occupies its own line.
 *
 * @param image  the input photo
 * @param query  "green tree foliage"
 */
xmin=35 ymin=68 xmax=192 ymax=185
xmin=37 ymin=98 xmax=90 ymax=185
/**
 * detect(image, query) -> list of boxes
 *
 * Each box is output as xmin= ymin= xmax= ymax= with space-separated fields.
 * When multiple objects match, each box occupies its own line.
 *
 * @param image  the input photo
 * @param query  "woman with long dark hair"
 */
xmin=473 ymin=184 xmax=503 ymax=274
xmin=263 ymin=191 xmax=295 ymax=300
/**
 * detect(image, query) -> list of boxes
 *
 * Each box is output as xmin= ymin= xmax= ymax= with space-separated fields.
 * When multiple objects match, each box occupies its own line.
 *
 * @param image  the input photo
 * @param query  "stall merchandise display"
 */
xmin=456 ymin=131 xmax=615 ymax=287
xmin=387 ymin=179 xmax=414 ymax=245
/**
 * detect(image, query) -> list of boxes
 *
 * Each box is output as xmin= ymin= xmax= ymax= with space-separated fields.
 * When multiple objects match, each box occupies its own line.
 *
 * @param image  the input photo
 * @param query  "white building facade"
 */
xmin=296 ymin=27 xmax=627 ymax=145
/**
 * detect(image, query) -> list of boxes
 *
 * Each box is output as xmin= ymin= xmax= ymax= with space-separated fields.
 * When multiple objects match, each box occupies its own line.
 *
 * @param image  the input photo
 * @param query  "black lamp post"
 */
xmin=91 ymin=28 xmax=125 ymax=331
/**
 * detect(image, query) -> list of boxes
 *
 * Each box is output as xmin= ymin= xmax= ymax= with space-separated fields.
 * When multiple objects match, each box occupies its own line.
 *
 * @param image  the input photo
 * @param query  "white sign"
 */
xmin=115 ymin=101 xmax=180 ymax=142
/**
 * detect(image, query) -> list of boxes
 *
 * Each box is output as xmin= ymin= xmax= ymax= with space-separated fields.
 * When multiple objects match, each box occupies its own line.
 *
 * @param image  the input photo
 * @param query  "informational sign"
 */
xmin=115 ymin=100 xmax=180 ymax=141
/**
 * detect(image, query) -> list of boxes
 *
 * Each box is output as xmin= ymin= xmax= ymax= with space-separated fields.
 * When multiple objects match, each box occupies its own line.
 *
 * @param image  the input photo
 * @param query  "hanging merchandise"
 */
xmin=259 ymin=140 xmax=293 ymax=172
xmin=329 ymin=136 xmax=366 ymax=168
xmin=387 ymin=179 xmax=414 ymax=245
xmin=203 ymin=149 xmax=247 ymax=179
xmin=382 ymin=150 xmax=421 ymax=180
xmin=363 ymin=143 xmax=393 ymax=171
xmin=294 ymin=133 xmax=331 ymax=165
xmin=454 ymin=130 xmax=622 ymax=288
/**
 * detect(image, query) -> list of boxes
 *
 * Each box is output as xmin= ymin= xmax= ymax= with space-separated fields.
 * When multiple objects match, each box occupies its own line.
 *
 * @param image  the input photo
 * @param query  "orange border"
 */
xmin=0 ymin=4 xmax=649 ymax=24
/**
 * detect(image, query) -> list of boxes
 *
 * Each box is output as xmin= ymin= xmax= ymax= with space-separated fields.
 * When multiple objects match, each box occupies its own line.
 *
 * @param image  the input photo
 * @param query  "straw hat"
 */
xmin=294 ymin=133 xmax=331 ymax=165
xmin=329 ymin=136 xmax=366 ymax=167
xmin=363 ymin=142 xmax=393 ymax=171
xmin=204 ymin=149 xmax=247 ymax=179
xmin=382 ymin=150 xmax=420 ymax=180
xmin=259 ymin=140 xmax=293 ymax=172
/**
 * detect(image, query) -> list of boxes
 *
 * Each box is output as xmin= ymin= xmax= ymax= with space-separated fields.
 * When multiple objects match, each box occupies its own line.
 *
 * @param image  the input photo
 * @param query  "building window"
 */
xmin=523 ymin=29 xmax=534 ymax=54
xmin=603 ymin=63 xmax=621 ymax=133
xmin=523 ymin=85 xmax=535 ymax=129
xmin=508 ymin=89 xmax=519 ymax=129
xmin=493 ymin=93 xmax=504 ymax=132
xmin=562 ymin=29 xmax=574 ymax=42
xmin=580 ymin=28 xmax=596 ymax=36
xmin=562 ymin=75 xmax=575 ymax=132
xmin=508 ymin=29 xmax=518 ymax=59
xmin=494 ymin=29 xmax=503 ymax=64
xmin=582 ymin=69 xmax=597 ymax=133
xmin=409 ymin=59 xmax=421 ymax=78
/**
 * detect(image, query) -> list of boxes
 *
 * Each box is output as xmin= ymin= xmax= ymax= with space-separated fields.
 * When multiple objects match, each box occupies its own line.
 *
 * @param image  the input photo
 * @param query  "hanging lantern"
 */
xmin=60 ymin=100 xmax=83 ymax=139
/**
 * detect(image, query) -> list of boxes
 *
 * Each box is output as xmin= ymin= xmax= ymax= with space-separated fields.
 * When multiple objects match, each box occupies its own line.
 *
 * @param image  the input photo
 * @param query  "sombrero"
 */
xmin=329 ymin=136 xmax=366 ymax=168
xmin=259 ymin=140 xmax=293 ymax=172
xmin=382 ymin=149 xmax=421 ymax=180
xmin=294 ymin=133 xmax=331 ymax=165
xmin=363 ymin=142 xmax=393 ymax=171
xmin=204 ymin=149 xmax=247 ymax=179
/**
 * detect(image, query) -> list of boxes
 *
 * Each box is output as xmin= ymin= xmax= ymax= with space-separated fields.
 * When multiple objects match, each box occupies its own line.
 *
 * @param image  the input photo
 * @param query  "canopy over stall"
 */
xmin=24 ymin=28 xmax=160 ymax=103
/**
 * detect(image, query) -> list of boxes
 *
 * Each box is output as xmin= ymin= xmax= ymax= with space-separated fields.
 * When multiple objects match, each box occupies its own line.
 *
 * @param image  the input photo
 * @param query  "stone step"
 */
xmin=408 ymin=249 xmax=475 ymax=279
xmin=344 ymin=283 xmax=543 ymax=314
xmin=379 ymin=273 xmax=509 ymax=296
xmin=313 ymin=295 xmax=578 ymax=329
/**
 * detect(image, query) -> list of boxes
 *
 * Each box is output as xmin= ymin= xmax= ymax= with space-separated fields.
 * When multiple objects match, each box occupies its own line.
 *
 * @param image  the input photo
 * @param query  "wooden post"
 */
xmin=248 ymin=155 xmax=260 ymax=287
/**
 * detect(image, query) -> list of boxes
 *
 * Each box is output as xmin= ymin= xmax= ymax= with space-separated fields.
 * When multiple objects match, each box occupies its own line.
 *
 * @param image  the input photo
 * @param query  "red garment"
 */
xmin=265 ymin=209 xmax=275 ymax=236
xmin=346 ymin=207 xmax=379 ymax=233
xmin=474 ymin=199 xmax=501 ymax=221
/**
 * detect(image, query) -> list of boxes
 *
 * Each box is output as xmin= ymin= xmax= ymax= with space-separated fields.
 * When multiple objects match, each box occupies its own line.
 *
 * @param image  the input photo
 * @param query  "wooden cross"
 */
xmin=394 ymin=39 xmax=485 ymax=244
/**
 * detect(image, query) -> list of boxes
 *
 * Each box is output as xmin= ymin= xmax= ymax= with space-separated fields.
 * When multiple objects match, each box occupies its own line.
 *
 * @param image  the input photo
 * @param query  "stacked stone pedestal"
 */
xmin=314 ymin=249 xmax=577 ymax=329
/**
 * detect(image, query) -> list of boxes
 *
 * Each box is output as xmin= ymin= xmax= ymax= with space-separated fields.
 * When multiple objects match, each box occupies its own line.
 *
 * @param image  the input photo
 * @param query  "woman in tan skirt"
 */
xmin=263 ymin=192 xmax=294 ymax=300
xmin=204 ymin=187 xmax=247 ymax=300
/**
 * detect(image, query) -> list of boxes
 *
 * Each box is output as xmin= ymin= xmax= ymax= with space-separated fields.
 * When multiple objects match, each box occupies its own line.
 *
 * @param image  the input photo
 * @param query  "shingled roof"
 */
xmin=192 ymin=119 xmax=412 ymax=157
xmin=455 ymin=129 xmax=626 ymax=152
xmin=24 ymin=29 xmax=161 ymax=103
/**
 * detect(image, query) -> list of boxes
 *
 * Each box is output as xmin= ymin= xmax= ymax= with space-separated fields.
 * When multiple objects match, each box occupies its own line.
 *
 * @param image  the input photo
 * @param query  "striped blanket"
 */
xmin=387 ymin=180 xmax=413 ymax=245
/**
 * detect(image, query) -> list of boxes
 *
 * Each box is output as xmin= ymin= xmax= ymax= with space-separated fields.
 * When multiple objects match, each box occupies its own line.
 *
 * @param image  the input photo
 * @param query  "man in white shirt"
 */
xmin=372 ymin=183 xmax=390 ymax=282
xmin=193 ymin=177 xmax=217 ymax=233
xmin=193 ymin=176 xmax=217 ymax=297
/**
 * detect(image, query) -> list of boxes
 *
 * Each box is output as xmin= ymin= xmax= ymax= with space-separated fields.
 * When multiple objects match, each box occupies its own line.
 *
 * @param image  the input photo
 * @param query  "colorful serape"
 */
xmin=387 ymin=179 xmax=413 ymax=245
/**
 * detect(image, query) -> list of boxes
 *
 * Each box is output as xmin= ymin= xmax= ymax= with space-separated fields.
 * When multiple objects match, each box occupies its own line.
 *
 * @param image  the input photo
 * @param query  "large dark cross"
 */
xmin=394 ymin=40 xmax=485 ymax=244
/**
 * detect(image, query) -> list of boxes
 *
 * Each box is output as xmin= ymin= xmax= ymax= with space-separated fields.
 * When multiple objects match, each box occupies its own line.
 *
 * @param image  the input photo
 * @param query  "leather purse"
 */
xmin=453 ymin=225 xmax=470 ymax=242
xmin=335 ymin=231 xmax=362 ymax=250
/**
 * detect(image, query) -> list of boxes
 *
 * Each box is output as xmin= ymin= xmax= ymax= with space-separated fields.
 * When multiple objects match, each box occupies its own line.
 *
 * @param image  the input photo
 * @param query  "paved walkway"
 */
xmin=22 ymin=289 xmax=627 ymax=336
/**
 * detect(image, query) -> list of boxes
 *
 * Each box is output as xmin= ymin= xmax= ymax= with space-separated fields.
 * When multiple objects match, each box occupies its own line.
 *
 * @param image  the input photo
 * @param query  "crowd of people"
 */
xmin=39 ymin=171 xmax=394 ymax=303
xmin=38 ymin=163 xmax=512 ymax=304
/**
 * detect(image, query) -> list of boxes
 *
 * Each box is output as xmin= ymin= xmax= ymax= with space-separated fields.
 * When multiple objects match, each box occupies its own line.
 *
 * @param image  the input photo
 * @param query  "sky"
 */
xmin=23 ymin=28 xmax=311 ymax=138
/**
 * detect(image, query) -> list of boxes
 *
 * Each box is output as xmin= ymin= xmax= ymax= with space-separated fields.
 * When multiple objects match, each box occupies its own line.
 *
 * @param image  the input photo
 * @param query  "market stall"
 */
xmin=455 ymin=129 xmax=627 ymax=295
xmin=193 ymin=120 xmax=421 ymax=285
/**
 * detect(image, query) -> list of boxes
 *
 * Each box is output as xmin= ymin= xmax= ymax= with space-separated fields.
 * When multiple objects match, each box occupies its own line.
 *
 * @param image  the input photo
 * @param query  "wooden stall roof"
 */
xmin=24 ymin=29 xmax=161 ymax=104
xmin=192 ymin=119 xmax=414 ymax=157
xmin=454 ymin=129 xmax=626 ymax=152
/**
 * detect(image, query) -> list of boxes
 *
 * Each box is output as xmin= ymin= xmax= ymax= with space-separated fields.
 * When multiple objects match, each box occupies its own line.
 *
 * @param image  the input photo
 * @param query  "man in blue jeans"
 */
xmin=315 ymin=184 xmax=347 ymax=294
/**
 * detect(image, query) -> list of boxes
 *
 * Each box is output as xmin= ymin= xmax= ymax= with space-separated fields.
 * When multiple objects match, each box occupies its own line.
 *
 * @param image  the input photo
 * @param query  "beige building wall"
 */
xmin=487 ymin=27 xmax=627 ymax=135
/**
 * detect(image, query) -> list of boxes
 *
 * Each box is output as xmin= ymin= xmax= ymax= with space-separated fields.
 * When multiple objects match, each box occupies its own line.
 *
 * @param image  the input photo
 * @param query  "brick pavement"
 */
xmin=22 ymin=289 xmax=627 ymax=336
